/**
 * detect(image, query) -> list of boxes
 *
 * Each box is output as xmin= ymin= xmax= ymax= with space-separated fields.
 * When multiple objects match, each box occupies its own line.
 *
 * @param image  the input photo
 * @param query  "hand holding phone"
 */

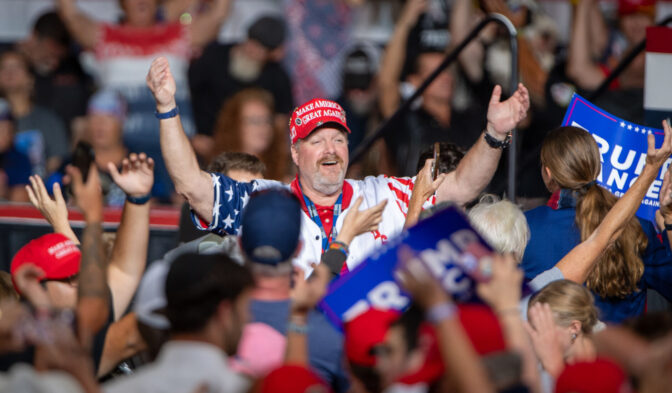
xmin=431 ymin=142 xmax=440 ymax=180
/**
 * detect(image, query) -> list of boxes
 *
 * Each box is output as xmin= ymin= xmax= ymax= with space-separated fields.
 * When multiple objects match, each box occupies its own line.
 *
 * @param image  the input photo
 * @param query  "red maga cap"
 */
xmin=259 ymin=364 xmax=331 ymax=393
xmin=397 ymin=304 xmax=507 ymax=385
xmin=11 ymin=233 xmax=80 ymax=290
xmin=289 ymin=98 xmax=351 ymax=145
xmin=344 ymin=308 xmax=401 ymax=367
xmin=618 ymin=0 xmax=656 ymax=16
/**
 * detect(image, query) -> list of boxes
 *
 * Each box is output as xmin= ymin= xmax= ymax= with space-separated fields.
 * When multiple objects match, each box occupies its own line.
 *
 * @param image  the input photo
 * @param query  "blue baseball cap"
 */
xmin=241 ymin=188 xmax=301 ymax=265
xmin=87 ymin=89 xmax=126 ymax=122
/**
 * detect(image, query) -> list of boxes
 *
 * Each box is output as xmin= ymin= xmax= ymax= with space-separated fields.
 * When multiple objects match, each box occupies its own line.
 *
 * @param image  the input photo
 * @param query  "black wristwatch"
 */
xmin=483 ymin=131 xmax=512 ymax=149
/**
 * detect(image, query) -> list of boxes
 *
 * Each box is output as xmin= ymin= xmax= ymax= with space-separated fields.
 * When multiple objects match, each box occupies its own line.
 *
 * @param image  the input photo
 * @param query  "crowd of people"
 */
xmin=0 ymin=0 xmax=671 ymax=392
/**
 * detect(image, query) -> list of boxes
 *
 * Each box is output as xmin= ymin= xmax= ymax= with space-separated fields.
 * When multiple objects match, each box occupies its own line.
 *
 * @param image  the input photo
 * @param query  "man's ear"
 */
xmin=544 ymin=166 xmax=553 ymax=181
xmin=291 ymin=143 xmax=300 ymax=167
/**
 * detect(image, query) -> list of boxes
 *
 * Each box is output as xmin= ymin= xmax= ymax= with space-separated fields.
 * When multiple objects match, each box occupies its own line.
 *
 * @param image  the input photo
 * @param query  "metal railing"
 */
xmin=350 ymin=13 xmax=520 ymax=199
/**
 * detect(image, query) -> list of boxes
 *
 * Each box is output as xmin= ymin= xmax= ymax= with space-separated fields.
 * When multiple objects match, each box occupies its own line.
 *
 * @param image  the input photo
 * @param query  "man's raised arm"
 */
xmin=436 ymin=84 xmax=530 ymax=205
xmin=146 ymin=57 xmax=214 ymax=222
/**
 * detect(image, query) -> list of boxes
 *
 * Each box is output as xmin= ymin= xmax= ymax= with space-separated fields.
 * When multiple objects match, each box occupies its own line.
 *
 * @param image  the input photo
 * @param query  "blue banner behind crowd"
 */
xmin=319 ymin=206 xmax=497 ymax=330
xmin=562 ymin=94 xmax=669 ymax=223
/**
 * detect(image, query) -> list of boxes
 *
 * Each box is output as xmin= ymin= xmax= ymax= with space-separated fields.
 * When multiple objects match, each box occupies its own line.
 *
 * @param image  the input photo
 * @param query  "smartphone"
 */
xmin=72 ymin=141 xmax=95 ymax=181
xmin=431 ymin=142 xmax=440 ymax=180
xmin=64 ymin=141 xmax=95 ymax=197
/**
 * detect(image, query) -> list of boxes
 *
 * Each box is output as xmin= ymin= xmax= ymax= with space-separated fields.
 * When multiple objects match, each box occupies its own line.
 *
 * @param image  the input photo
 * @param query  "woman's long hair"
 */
xmin=211 ymin=88 xmax=288 ymax=181
xmin=540 ymin=126 xmax=646 ymax=299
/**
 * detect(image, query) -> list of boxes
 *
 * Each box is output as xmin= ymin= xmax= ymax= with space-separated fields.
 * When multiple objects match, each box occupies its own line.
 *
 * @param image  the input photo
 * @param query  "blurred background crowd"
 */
xmin=0 ymin=0 xmax=669 ymax=206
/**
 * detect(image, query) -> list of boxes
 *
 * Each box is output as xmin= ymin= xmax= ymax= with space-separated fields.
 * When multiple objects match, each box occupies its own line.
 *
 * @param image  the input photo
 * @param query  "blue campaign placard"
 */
xmin=319 ymin=205 xmax=497 ymax=330
xmin=562 ymin=94 xmax=669 ymax=222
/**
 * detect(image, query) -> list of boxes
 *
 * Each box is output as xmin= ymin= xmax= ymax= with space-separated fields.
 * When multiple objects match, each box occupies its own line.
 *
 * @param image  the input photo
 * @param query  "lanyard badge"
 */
xmin=301 ymin=189 xmax=343 ymax=253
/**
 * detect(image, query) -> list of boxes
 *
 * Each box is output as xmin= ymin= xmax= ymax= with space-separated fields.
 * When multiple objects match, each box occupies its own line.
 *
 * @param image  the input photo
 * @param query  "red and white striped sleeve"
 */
xmin=382 ymin=175 xmax=437 ymax=217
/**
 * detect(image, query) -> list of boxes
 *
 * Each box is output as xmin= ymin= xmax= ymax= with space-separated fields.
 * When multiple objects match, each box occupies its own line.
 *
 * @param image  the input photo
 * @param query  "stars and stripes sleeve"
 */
xmin=189 ymin=173 xmax=257 ymax=235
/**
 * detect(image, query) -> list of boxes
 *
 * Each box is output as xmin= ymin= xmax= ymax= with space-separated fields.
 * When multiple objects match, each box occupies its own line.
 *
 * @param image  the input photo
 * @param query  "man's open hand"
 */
xmin=146 ymin=57 xmax=177 ymax=112
xmin=486 ymin=83 xmax=530 ymax=138
xmin=26 ymin=175 xmax=68 ymax=230
xmin=108 ymin=153 xmax=154 ymax=198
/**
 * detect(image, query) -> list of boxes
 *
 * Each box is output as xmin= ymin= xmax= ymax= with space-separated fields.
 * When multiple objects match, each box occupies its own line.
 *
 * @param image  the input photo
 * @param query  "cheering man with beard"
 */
xmin=147 ymin=57 xmax=530 ymax=277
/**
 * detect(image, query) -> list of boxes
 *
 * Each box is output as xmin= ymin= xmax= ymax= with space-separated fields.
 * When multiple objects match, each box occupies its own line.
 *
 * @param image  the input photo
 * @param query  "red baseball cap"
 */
xmin=344 ymin=308 xmax=401 ymax=367
xmin=11 ymin=233 xmax=81 ymax=291
xmin=555 ymin=358 xmax=632 ymax=393
xmin=258 ymin=364 xmax=331 ymax=393
xmin=618 ymin=0 xmax=656 ymax=16
xmin=397 ymin=304 xmax=507 ymax=385
xmin=289 ymin=98 xmax=351 ymax=145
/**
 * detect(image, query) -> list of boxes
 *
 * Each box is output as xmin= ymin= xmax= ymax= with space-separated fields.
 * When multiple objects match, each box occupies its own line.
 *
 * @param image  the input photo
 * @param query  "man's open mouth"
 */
xmin=321 ymin=161 xmax=339 ymax=166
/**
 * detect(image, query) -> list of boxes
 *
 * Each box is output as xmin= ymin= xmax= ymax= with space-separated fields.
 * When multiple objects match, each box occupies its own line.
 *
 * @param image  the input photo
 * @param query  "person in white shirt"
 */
xmin=104 ymin=252 xmax=254 ymax=393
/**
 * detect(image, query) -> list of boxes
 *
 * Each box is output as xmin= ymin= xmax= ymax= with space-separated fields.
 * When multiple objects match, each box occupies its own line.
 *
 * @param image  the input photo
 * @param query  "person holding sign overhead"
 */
xmin=522 ymin=122 xmax=672 ymax=323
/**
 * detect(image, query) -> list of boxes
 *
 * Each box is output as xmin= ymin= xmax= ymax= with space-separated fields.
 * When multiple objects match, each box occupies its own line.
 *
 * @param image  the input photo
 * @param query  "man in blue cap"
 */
xmin=234 ymin=188 xmax=348 ymax=392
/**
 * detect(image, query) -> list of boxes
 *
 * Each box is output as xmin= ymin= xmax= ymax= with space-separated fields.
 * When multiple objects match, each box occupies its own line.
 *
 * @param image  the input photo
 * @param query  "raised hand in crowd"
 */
xmin=291 ymin=263 xmax=331 ymax=317
xmin=320 ymin=197 xmax=388 ymax=277
xmin=486 ymin=84 xmax=530 ymax=139
xmin=397 ymin=246 xmax=448 ymax=310
xmin=103 ymin=152 xmax=152 ymax=323
xmin=524 ymin=303 xmax=565 ymax=378
xmin=33 ymin=318 xmax=101 ymax=393
xmin=147 ymin=57 xmax=177 ymax=114
xmin=550 ymin=119 xmax=672 ymax=283
xmin=477 ymin=253 xmax=542 ymax=393
xmin=286 ymin=263 xmax=331 ymax=365
xmin=405 ymin=158 xmax=447 ymax=228
xmin=337 ymin=197 xmax=387 ymax=245
xmin=66 ymin=163 xmax=108 ymax=350
xmin=13 ymin=263 xmax=51 ymax=310
xmin=378 ymin=0 xmax=428 ymax=118
xmin=477 ymin=253 xmax=523 ymax=315
xmin=147 ymin=57 xmax=213 ymax=221
xmin=397 ymin=246 xmax=495 ymax=393
xmin=436 ymin=83 xmax=529 ymax=205
xmin=26 ymin=175 xmax=78 ymax=244
xmin=108 ymin=153 xmax=154 ymax=199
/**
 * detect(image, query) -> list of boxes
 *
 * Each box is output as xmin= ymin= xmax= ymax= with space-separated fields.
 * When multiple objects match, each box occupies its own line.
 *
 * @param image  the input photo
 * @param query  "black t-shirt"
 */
xmin=387 ymin=102 xmax=486 ymax=177
xmin=0 ymin=289 xmax=115 ymax=374
xmin=33 ymin=55 xmax=92 ymax=136
xmin=188 ymin=43 xmax=294 ymax=136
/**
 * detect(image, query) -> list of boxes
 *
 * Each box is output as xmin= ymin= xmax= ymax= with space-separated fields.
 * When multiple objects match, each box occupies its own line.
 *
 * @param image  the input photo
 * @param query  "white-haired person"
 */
xmin=468 ymin=194 xmax=530 ymax=262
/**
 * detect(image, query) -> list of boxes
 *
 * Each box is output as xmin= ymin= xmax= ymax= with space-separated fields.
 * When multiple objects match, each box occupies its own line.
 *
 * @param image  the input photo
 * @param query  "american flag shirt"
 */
xmin=191 ymin=173 xmax=436 ymax=276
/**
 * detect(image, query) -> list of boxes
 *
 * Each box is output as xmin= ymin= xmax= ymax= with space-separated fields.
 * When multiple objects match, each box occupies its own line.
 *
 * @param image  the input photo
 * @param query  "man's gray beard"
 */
xmin=312 ymin=170 xmax=345 ymax=196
